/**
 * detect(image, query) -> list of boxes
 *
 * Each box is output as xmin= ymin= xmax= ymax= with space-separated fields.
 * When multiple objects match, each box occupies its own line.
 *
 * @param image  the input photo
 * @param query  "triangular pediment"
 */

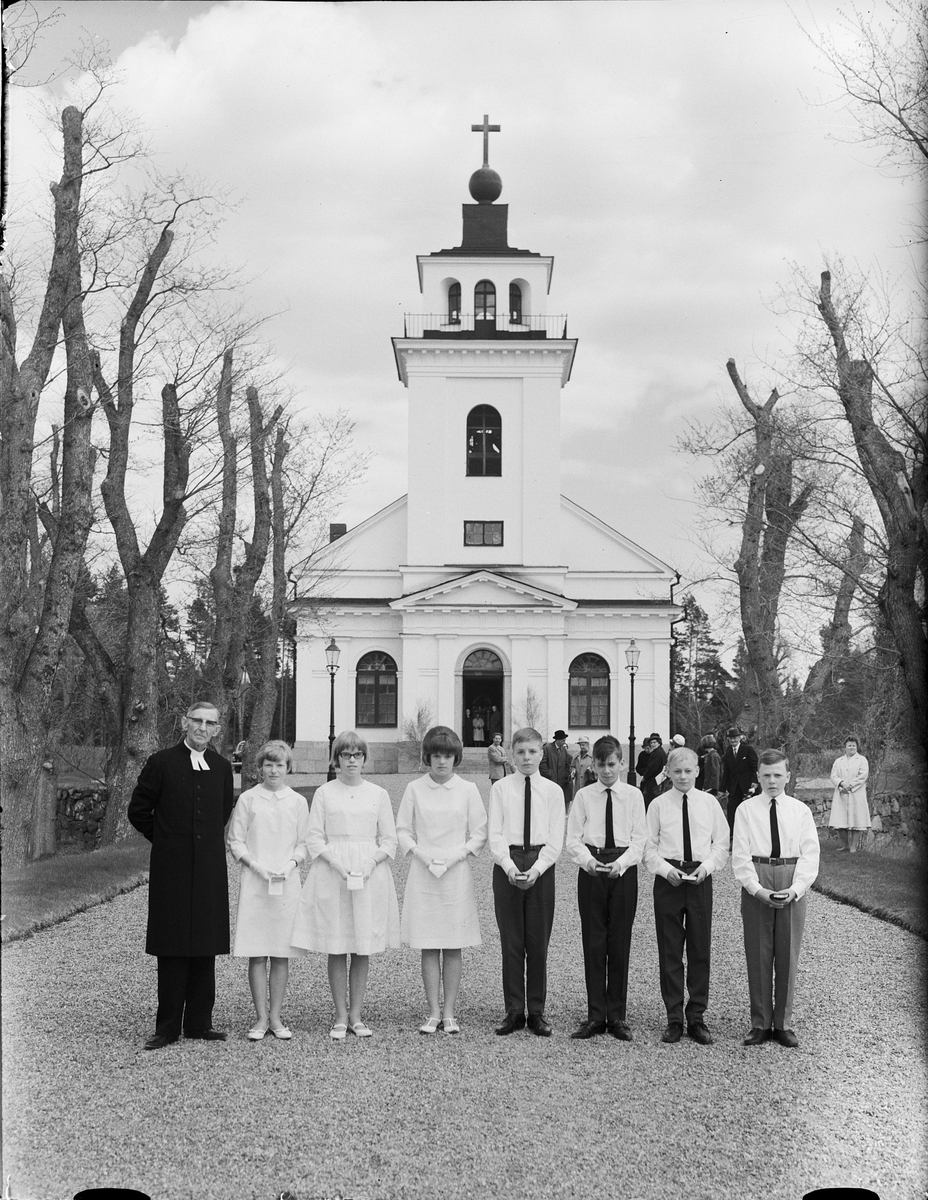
xmin=391 ymin=571 xmax=577 ymax=611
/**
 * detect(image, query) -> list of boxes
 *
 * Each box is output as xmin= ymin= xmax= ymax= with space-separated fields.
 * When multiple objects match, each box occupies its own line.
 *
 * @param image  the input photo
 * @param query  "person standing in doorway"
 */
xmin=128 ymin=699 xmax=235 ymax=1050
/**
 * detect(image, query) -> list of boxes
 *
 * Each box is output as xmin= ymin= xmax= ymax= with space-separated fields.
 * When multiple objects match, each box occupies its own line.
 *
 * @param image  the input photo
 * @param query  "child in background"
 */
xmin=644 ymin=746 xmax=729 ymax=1045
xmin=227 ymin=740 xmax=310 ymax=1041
xmin=566 ymin=735 xmax=647 ymax=1041
xmin=290 ymin=730 xmax=400 ymax=1040
xmin=397 ymin=726 xmax=487 ymax=1034
xmin=488 ymin=726 xmax=564 ymax=1037
xmin=732 ymin=749 xmax=820 ymax=1048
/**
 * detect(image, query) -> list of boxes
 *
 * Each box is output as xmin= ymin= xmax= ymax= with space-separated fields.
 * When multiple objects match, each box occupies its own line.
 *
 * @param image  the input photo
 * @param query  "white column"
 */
xmin=652 ymin=638 xmax=672 ymax=738
xmin=509 ymin=636 xmax=529 ymax=732
xmin=400 ymin=633 xmax=421 ymax=732
xmin=437 ymin=636 xmax=457 ymax=727
xmin=546 ymin=635 xmax=565 ymax=737
xmin=294 ymin=633 xmax=317 ymax=743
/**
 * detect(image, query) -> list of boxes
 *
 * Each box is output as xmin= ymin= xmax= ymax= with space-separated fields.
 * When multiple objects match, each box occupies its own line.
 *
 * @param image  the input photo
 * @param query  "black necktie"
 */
xmin=770 ymin=797 xmax=781 ymax=858
xmin=604 ymin=787 xmax=616 ymax=849
xmin=681 ymin=792 xmax=693 ymax=862
xmin=523 ymin=775 xmax=532 ymax=849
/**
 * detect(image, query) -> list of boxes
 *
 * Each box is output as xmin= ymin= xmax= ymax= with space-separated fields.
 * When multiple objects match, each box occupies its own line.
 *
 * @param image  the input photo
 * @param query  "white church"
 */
xmin=292 ymin=121 xmax=680 ymax=771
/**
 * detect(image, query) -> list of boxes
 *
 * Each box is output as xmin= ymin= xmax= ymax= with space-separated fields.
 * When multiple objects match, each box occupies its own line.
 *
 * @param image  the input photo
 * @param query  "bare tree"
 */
xmin=1 ymin=102 xmax=96 ymax=864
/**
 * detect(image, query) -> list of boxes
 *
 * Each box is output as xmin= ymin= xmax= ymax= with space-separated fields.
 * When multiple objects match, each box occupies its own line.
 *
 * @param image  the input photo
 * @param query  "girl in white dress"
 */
xmin=227 ymin=740 xmax=311 ymax=1041
xmin=290 ymin=730 xmax=400 ymax=1039
xmin=396 ymin=726 xmax=487 ymax=1034
xmin=828 ymin=736 xmax=870 ymax=853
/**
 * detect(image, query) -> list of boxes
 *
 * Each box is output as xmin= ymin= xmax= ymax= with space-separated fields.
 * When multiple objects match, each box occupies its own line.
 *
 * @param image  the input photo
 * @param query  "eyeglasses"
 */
xmin=339 ymin=751 xmax=364 ymax=760
xmin=188 ymin=719 xmax=220 ymax=729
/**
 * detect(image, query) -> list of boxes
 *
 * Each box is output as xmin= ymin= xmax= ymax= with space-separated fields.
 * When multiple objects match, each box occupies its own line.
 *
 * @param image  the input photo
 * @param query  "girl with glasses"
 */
xmin=290 ymin=730 xmax=400 ymax=1039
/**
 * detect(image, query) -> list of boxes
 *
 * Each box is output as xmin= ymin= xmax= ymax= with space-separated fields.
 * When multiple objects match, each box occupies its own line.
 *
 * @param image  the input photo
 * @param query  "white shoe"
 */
xmin=419 ymin=1016 xmax=442 ymax=1035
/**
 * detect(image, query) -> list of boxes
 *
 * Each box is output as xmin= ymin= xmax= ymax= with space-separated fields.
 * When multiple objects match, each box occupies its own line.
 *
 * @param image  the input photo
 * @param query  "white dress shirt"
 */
xmin=731 ymin=791 xmax=820 ymax=898
xmin=566 ymin=781 xmax=647 ymax=873
xmin=644 ymin=786 xmax=729 ymax=878
xmin=488 ymin=770 xmax=564 ymax=878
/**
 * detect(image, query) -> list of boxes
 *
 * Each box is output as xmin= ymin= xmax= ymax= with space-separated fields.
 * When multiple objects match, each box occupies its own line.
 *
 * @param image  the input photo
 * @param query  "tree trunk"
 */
xmin=817 ymin=271 xmax=928 ymax=755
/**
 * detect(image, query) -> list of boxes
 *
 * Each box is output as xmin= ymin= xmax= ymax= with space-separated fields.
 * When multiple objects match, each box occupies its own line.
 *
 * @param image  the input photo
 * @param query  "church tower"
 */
xmin=292 ymin=118 xmax=679 ymax=772
xmin=392 ymin=116 xmax=577 ymax=594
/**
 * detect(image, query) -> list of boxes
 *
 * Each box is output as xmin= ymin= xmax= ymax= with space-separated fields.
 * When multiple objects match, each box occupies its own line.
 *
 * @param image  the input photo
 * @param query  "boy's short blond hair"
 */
xmin=256 ymin=739 xmax=292 ymax=770
xmin=511 ymin=727 xmax=543 ymax=750
xmin=667 ymin=746 xmax=698 ymax=767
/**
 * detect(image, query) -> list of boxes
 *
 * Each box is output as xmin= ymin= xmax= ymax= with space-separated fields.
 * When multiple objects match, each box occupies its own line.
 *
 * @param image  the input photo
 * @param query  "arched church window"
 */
xmin=569 ymin=653 xmax=610 ymax=729
xmin=466 ymin=405 xmax=502 ymax=477
xmin=355 ymin=651 xmax=397 ymax=727
xmin=509 ymin=283 xmax=522 ymax=324
xmin=448 ymin=282 xmax=461 ymax=324
xmin=474 ymin=280 xmax=496 ymax=320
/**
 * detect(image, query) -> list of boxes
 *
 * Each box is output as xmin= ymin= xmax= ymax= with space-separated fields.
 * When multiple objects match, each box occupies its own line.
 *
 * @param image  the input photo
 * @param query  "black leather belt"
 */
xmin=752 ymin=856 xmax=797 ymax=865
xmin=666 ymin=859 xmax=702 ymax=871
xmin=585 ymin=844 xmax=628 ymax=860
xmin=510 ymin=844 xmax=545 ymax=852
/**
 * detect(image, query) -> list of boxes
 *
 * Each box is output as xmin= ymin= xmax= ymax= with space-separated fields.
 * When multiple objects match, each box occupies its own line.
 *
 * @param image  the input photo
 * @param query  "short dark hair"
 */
xmin=844 ymin=735 xmax=859 ymax=747
xmin=512 ymin=727 xmax=543 ymax=749
xmin=592 ymin=735 xmax=622 ymax=764
xmin=421 ymin=725 xmax=463 ymax=766
xmin=758 ymin=749 xmax=788 ymax=768
xmin=330 ymin=729 xmax=369 ymax=771
xmin=698 ymin=734 xmax=717 ymax=751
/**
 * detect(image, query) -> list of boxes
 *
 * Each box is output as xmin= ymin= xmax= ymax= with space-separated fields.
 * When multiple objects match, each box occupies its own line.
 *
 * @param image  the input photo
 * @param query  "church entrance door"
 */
xmin=461 ymin=650 xmax=504 ymax=748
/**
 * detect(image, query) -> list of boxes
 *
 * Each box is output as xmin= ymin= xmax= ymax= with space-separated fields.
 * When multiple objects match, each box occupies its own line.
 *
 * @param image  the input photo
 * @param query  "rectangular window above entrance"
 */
xmin=464 ymin=521 xmax=503 ymax=546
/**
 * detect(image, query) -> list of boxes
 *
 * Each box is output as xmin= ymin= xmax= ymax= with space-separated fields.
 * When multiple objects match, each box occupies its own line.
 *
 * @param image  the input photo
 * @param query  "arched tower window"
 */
xmin=447 ymin=282 xmax=461 ymax=324
xmin=509 ymin=282 xmax=523 ymax=324
xmin=355 ymin=651 xmax=397 ymax=727
xmin=474 ymin=280 xmax=496 ymax=320
xmin=569 ymin=653 xmax=610 ymax=729
xmin=466 ymin=405 xmax=502 ymax=477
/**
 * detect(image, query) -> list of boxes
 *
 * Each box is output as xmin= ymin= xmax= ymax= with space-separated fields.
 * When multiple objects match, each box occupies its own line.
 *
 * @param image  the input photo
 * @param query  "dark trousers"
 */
xmin=577 ymin=850 xmax=637 ymax=1024
xmin=741 ymin=862 xmax=806 ymax=1031
xmin=155 ymin=955 xmax=216 ymax=1040
xmin=653 ymin=872 xmax=713 ymax=1025
xmin=492 ymin=848 xmax=555 ymax=1017
xmin=726 ymin=789 xmax=749 ymax=837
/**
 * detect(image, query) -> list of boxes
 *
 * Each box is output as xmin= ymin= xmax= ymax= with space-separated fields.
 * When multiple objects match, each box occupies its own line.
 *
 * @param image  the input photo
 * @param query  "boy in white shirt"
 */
xmin=566 ymin=736 xmax=647 ymax=1041
xmin=644 ymin=747 xmax=729 ymax=1045
xmin=488 ymin=727 xmax=565 ymax=1036
xmin=732 ymin=749 xmax=820 ymax=1048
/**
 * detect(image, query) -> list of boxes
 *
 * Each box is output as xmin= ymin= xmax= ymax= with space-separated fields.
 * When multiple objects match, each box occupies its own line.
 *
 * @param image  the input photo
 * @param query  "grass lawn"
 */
xmin=814 ymin=834 xmax=927 ymax=939
xmin=1 ymin=837 xmax=151 ymax=944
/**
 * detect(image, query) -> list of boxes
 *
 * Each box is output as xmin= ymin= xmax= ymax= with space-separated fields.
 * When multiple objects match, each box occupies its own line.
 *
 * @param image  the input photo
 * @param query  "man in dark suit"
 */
xmin=720 ymin=726 xmax=759 ymax=837
xmin=638 ymin=733 xmax=667 ymax=809
xmin=128 ymin=699 xmax=235 ymax=1050
xmin=540 ymin=730 xmax=573 ymax=807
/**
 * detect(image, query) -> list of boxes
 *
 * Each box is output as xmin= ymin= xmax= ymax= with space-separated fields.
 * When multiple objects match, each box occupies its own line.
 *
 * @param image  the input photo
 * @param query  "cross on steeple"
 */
xmin=471 ymin=114 xmax=500 ymax=168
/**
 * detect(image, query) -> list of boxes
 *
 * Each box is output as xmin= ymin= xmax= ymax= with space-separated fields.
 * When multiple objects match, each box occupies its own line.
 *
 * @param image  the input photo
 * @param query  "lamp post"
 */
xmin=325 ymin=638 xmax=341 ymax=782
xmin=625 ymin=640 xmax=640 ymax=786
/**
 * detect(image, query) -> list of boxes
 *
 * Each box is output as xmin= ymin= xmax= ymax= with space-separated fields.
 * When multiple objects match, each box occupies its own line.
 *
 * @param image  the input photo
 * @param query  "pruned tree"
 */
xmin=0 ymin=101 xmax=96 ymax=864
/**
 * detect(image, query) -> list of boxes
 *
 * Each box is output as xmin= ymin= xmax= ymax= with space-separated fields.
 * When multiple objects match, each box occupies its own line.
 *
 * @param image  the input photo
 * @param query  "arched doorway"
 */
xmin=462 ymin=649 xmax=504 ymax=747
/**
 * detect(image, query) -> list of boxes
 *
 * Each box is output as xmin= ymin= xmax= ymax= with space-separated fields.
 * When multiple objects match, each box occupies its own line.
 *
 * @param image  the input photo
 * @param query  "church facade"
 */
xmin=292 ymin=128 xmax=680 ymax=770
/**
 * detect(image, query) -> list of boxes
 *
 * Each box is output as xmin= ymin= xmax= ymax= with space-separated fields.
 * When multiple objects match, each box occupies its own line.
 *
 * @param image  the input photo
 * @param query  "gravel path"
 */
xmin=3 ymin=774 xmax=926 ymax=1200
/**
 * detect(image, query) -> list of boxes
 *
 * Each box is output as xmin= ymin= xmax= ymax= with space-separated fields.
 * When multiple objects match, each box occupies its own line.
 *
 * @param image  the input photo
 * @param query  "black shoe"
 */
xmin=495 ymin=1013 xmax=526 ymax=1036
xmin=774 ymin=1028 xmax=799 ymax=1048
xmin=607 ymin=1020 xmax=633 ymax=1041
xmin=527 ymin=1014 xmax=552 ymax=1037
xmin=143 ymin=1034 xmax=177 ymax=1051
xmin=661 ymin=1022 xmax=684 ymax=1043
xmin=570 ymin=1020 xmax=606 ymax=1040
xmin=743 ymin=1027 xmax=768 ymax=1046
xmin=184 ymin=1028 xmax=227 ymax=1041
xmin=687 ymin=1022 xmax=714 ymax=1046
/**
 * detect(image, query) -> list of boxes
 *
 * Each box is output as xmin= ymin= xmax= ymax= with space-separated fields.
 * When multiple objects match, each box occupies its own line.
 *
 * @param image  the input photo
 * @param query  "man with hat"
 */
xmin=571 ymin=735 xmax=595 ymax=800
xmin=540 ymin=730 xmax=573 ymax=808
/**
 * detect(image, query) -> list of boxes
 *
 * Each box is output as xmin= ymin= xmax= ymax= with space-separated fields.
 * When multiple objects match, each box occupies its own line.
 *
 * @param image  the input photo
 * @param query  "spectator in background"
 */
xmin=571 ymin=735 xmax=595 ymax=799
xmin=696 ymin=734 xmax=722 ymax=796
xmin=540 ymin=730 xmax=573 ymax=808
xmin=828 ymin=736 xmax=870 ymax=854
xmin=721 ymin=727 xmax=759 ymax=839
xmin=487 ymin=733 xmax=510 ymax=784
xmin=639 ymin=732 xmax=667 ymax=809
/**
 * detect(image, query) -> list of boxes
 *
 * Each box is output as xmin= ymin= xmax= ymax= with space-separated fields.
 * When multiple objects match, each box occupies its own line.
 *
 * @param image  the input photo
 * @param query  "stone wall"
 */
xmin=56 ymin=786 xmax=108 ymax=852
xmin=795 ymin=786 xmax=926 ymax=845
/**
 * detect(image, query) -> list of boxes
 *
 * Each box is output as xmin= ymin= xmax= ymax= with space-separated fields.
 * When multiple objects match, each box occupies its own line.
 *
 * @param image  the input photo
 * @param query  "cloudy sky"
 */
xmin=8 ymin=0 xmax=918 ymax=655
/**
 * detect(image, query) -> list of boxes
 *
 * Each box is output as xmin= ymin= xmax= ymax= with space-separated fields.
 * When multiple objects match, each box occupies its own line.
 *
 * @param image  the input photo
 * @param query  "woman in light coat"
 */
xmin=828 ymin=736 xmax=870 ymax=853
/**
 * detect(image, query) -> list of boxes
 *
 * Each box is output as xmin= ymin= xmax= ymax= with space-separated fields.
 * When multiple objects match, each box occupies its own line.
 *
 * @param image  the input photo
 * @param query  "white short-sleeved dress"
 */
xmin=290 ymin=778 xmax=400 ymax=956
xmin=227 ymin=784 xmax=311 ymax=958
xmin=396 ymin=773 xmax=487 ymax=950
xmin=828 ymin=753 xmax=871 ymax=830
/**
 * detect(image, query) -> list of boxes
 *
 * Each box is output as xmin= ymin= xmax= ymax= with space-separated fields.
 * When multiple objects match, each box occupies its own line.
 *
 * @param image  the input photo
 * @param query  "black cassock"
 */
xmin=128 ymin=741 xmax=235 ymax=956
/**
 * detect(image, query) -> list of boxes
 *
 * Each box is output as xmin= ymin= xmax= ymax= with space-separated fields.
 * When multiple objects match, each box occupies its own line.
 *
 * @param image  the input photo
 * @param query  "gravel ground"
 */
xmin=3 ymin=773 xmax=926 ymax=1200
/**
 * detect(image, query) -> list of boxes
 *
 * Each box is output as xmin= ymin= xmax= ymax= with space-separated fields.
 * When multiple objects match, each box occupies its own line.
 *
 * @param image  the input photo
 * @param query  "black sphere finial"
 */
xmin=469 ymin=167 xmax=503 ymax=204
